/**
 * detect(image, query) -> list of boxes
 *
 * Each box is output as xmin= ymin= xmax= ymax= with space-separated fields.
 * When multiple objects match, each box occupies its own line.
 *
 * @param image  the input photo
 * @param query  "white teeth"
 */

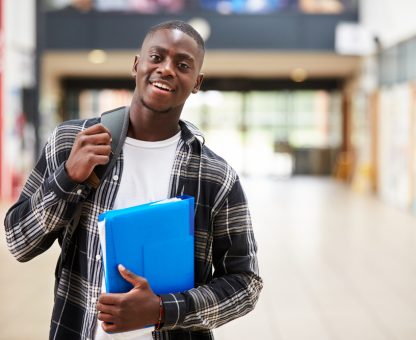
xmin=152 ymin=82 xmax=172 ymax=92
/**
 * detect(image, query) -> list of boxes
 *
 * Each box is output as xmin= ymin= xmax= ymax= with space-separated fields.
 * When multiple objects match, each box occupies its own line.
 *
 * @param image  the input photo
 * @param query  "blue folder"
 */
xmin=98 ymin=195 xmax=194 ymax=294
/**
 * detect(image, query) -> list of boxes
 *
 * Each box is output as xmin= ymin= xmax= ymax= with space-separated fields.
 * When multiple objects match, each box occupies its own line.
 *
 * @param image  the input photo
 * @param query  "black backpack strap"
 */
xmin=55 ymin=106 xmax=129 ymax=292
xmin=87 ymin=106 xmax=130 ymax=188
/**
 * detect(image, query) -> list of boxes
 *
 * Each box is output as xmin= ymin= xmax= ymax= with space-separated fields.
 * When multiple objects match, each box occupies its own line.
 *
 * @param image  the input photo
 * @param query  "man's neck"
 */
xmin=127 ymin=101 xmax=181 ymax=141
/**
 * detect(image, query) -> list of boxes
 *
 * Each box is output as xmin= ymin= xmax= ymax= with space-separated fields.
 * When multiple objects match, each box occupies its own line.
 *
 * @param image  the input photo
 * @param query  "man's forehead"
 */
xmin=142 ymin=29 xmax=200 ymax=51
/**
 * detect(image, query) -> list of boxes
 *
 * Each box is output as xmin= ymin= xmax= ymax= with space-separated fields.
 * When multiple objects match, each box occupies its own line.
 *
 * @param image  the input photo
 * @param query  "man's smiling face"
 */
xmin=132 ymin=28 xmax=204 ymax=114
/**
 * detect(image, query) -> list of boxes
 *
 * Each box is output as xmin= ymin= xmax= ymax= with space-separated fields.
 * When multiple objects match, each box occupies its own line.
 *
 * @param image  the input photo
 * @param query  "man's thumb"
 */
xmin=118 ymin=264 xmax=144 ymax=288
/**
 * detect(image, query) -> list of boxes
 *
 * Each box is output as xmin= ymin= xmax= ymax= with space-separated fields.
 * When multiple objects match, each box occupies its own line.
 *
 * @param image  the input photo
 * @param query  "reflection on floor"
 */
xmin=1 ymin=177 xmax=416 ymax=340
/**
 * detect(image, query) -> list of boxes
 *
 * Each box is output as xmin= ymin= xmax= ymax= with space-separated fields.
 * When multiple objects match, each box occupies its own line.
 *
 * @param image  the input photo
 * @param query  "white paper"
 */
xmin=151 ymin=197 xmax=181 ymax=205
xmin=98 ymin=219 xmax=107 ymax=292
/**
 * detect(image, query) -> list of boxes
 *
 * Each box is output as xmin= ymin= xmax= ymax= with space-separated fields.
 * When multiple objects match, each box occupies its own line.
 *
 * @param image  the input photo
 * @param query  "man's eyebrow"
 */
xmin=149 ymin=46 xmax=195 ymax=62
xmin=176 ymin=53 xmax=195 ymax=62
xmin=149 ymin=45 xmax=167 ymax=53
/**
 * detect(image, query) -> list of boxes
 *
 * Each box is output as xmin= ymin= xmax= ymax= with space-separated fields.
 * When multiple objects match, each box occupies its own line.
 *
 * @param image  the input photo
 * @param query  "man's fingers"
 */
xmin=77 ymin=132 xmax=112 ymax=147
xmin=87 ymin=132 xmax=112 ymax=145
xmin=88 ymin=155 xmax=110 ymax=166
xmin=98 ymin=292 xmax=124 ymax=305
xmin=118 ymin=264 xmax=146 ymax=288
xmin=102 ymin=321 xmax=117 ymax=333
xmin=83 ymin=123 xmax=111 ymax=136
xmin=65 ymin=124 xmax=113 ymax=183
xmin=96 ymin=302 xmax=116 ymax=315
xmin=86 ymin=145 xmax=112 ymax=156
xmin=97 ymin=311 xmax=114 ymax=323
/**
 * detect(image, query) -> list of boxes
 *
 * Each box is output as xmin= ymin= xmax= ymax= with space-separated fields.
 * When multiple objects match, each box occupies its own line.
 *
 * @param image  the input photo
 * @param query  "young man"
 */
xmin=4 ymin=20 xmax=263 ymax=340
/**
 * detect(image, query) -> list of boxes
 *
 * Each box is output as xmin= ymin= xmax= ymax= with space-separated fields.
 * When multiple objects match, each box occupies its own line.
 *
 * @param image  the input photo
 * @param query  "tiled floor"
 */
xmin=1 ymin=177 xmax=416 ymax=340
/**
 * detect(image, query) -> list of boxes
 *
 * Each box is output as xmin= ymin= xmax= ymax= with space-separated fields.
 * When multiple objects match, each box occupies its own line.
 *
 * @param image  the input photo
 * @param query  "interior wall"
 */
xmin=361 ymin=0 xmax=416 ymax=47
xmin=1 ymin=0 xmax=36 ymax=199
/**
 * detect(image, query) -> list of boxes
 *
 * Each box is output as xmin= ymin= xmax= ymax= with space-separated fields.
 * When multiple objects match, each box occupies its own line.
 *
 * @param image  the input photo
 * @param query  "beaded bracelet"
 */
xmin=155 ymin=296 xmax=164 ymax=330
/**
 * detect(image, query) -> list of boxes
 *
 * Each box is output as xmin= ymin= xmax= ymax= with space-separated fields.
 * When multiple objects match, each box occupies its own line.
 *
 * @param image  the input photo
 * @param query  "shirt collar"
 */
xmin=179 ymin=120 xmax=205 ymax=146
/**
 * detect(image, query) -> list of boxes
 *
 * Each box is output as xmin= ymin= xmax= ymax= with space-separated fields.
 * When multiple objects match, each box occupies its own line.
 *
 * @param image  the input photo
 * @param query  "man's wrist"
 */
xmin=155 ymin=295 xmax=165 ymax=330
xmin=47 ymin=162 xmax=88 ymax=201
xmin=159 ymin=293 xmax=186 ymax=328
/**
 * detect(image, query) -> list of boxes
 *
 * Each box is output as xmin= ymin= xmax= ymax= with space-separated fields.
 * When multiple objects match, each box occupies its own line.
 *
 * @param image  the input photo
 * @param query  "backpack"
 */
xmin=55 ymin=106 xmax=129 ymax=289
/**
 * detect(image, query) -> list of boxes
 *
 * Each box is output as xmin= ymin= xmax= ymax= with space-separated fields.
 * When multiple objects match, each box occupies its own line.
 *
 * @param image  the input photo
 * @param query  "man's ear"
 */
xmin=192 ymin=73 xmax=204 ymax=94
xmin=131 ymin=55 xmax=140 ymax=77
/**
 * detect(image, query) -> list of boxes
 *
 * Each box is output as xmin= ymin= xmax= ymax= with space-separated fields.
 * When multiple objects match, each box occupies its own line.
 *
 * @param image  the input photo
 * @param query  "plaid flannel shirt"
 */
xmin=4 ymin=117 xmax=263 ymax=340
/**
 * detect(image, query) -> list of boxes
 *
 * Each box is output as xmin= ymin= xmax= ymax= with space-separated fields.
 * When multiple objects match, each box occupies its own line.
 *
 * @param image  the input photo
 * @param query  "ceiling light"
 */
xmin=290 ymin=68 xmax=308 ymax=82
xmin=88 ymin=49 xmax=107 ymax=64
xmin=188 ymin=18 xmax=211 ymax=42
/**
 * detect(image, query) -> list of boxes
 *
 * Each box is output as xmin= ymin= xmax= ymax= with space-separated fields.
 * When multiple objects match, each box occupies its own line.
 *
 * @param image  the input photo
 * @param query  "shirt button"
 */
xmin=96 ymin=254 xmax=101 ymax=261
xmin=113 ymin=175 xmax=119 ymax=181
xmin=92 ymin=297 xmax=97 ymax=303
xmin=76 ymin=189 xmax=82 ymax=195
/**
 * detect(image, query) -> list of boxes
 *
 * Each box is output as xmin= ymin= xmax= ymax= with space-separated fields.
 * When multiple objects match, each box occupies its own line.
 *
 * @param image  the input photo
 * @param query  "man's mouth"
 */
xmin=150 ymin=81 xmax=175 ymax=92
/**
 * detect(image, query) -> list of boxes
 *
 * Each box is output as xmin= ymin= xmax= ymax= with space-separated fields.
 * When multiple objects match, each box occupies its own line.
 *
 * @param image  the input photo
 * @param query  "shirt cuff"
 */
xmin=160 ymin=293 xmax=187 ymax=329
xmin=46 ymin=163 xmax=89 ymax=202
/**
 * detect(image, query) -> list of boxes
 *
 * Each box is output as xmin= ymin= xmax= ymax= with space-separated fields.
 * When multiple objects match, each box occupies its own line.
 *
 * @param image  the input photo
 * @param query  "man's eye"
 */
xmin=178 ymin=63 xmax=190 ymax=70
xmin=150 ymin=55 xmax=161 ymax=62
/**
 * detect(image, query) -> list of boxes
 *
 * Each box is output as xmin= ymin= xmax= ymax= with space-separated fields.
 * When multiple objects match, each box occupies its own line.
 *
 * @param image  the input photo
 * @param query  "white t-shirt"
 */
xmin=94 ymin=131 xmax=181 ymax=340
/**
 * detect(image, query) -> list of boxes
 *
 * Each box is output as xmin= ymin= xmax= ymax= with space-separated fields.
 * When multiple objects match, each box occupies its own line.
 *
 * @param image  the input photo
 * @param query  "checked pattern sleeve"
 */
xmin=160 ymin=176 xmax=263 ymax=331
xmin=4 ymin=121 xmax=92 ymax=262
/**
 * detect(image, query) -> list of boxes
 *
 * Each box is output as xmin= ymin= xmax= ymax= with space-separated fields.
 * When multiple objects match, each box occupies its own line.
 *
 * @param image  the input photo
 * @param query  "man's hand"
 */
xmin=65 ymin=124 xmax=112 ymax=183
xmin=96 ymin=264 xmax=161 ymax=333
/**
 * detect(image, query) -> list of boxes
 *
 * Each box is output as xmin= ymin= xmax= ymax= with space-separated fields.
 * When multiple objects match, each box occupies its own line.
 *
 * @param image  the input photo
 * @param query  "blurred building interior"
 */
xmin=1 ymin=0 xmax=416 ymax=217
xmin=2 ymin=1 xmax=416 ymax=340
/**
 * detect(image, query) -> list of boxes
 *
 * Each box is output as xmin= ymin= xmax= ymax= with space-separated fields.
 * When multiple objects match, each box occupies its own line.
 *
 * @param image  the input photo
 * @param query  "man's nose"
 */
xmin=158 ymin=59 xmax=175 ymax=77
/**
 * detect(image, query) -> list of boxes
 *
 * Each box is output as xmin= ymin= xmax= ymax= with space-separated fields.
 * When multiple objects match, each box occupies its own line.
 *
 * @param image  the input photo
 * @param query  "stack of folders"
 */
xmin=98 ymin=195 xmax=195 ymax=294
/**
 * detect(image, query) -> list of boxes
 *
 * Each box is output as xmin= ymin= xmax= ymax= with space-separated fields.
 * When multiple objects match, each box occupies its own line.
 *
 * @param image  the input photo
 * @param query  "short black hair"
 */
xmin=145 ymin=20 xmax=205 ymax=53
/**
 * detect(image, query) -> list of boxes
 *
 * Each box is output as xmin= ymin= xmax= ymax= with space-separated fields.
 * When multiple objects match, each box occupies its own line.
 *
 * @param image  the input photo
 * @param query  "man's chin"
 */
xmin=141 ymin=99 xmax=171 ymax=114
